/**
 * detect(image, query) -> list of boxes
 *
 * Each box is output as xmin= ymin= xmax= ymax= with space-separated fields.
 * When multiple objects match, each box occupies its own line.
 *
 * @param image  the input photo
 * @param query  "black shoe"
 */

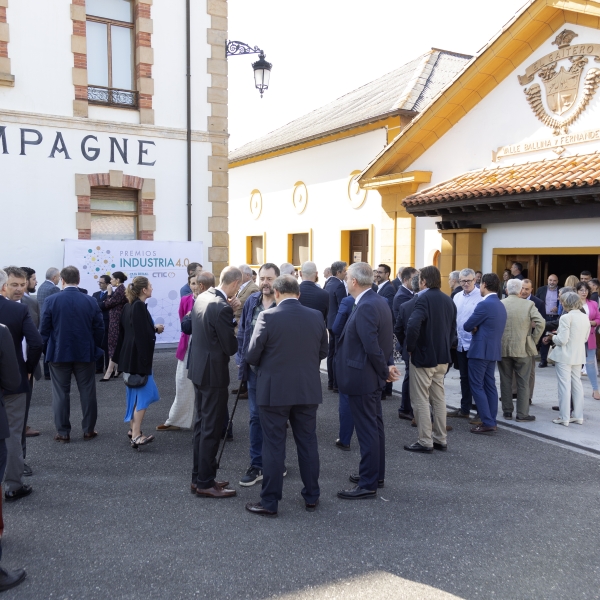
xmin=552 ymin=406 xmax=559 ymax=411
xmin=381 ymin=393 xmax=387 ymax=400
xmin=0 ymin=566 xmax=26 ymax=592
xmin=239 ymin=466 xmax=263 ymax=487
xmin=335 ymin=439 xmax=350 ymax=451
xmin=305 ymin=499 xmax=319 ymax=512
xmin=245 ymin=502 xmax=277 ymax=517
xmin=44 ymin=375 xmax=51 ymax=381
xmin=398 ymin=411 xmax=413 ymax=421
xmin=433 ymin=442 xmax=447 ymax=451
xmin=349 ymin=474 xmax=384 ymax=488
xmin=327 ymin=385 xmax=334 ymax=390
xmin=404 ymin=442 xmax=433 ymax=453
xmin=516 ymin=415 xmax=536 ymax=422
xmin=539 ymin=360 xmax=548 ymax=368
xmin=337 ymin=485 xmax=377 ymax=500
xmin=503 ymin=412 xmax=513 ymax=420
xmin=5 ymin=484 xmax=33 ymax=502
xmin=23 ymin=463 xmax=32 ymax=477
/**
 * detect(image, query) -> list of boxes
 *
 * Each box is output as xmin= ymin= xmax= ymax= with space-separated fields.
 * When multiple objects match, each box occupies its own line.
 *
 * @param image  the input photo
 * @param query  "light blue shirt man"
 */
xmin=454 ymin=286 xmax=483 ymax=351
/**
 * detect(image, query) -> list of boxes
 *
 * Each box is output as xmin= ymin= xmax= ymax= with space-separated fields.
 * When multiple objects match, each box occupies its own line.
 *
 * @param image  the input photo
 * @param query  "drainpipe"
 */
xmin=186 ymin=0 xmax=192 ymax=241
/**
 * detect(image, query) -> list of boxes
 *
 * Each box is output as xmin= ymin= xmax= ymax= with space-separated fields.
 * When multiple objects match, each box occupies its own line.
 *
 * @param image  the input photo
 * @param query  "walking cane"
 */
xmin=217 ymin=383 xmax=243 ymax=469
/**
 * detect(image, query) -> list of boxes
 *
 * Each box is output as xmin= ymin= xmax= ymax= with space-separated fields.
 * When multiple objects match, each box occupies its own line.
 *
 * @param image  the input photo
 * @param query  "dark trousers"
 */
xmin=192 ymin=384 xmax=228 ymax=489
xmin=327 ymin=331 xmax=337 ymax=388
xmin=49 ymin=362 xmax=97 ymax=436
xmin=540 ymin=342 xmax=550 ymax=363
xmin=259 ymin=404 xmax=320 ymax=513
xmin=96 ymin=328 xmax=109 ymax=372
xmin=457 ymin=350 xmax=473 ymax=415
xmin=348 ymin=389 xmax=385 ymax=491
xmin=21 ymin=378 xmax=33 ymax=459
xmin=468 ymin=358 xmax=498 ymax=428
xmin=383 ymin=381 xmax=393 ymax=396
xmin=399 ymin=358 xmax=412 ymax=415
xmin=0 ymin=438 xmax=6 ymax=561
xmin=247 ymin=370 xmax=262 ymax=469
xmin=43 ymin=353 xmax=50 ymax=378
xmin=338 ymin=392 xmax=355 ymax=446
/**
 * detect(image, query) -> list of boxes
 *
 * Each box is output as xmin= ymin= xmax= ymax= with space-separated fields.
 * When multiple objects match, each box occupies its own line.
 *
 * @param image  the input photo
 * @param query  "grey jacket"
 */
xmin=500 ymin=295 xmax=545 ymax=358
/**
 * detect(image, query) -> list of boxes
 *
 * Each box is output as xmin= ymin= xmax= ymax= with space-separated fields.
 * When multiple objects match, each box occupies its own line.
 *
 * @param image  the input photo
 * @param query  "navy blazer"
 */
xmin=325 ymin=277 xmax=347 ymax=330
xmin=37 ymin=279 xmax=60 ymax=326
xmin=246 ymin=299 xmax=328 ymax=407
xmin=40 ymin=287 xmax=104 ymax=363
xmin=335 ymin=290 xmax=393 ymax=395
xmin=0 ymin=296 xmax=43 ymax=395
xmin=93 ymin=290 xmax=111 ymax=328
xmin=377 ymin=281 xmax=396 ymax=315
xmin=394 ymin=295 xmax=418 ymax=362
xmin=463 ymin=294 xmax=507 ymax=361
xmin=392 ymin=285 xmax=414 ymax=323
xmin=332 ymin=295 xmax=355 ymax=338
xmin=0 ymin=324 xmax=21 ymax=438
xmin=529 ymin=294 xmax=546 ymax=320
xmin=298 ymin=280 xmax=329 ymax=322
xmin=391 ymin=277 xmax=401 ymax=292
xmin=406 ymin=288 xmax=457 ymax=368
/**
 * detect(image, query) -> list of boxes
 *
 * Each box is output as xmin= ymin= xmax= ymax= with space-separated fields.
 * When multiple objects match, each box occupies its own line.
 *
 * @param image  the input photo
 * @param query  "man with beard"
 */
xmin=236 ymin=263 xmax=280 ymax=487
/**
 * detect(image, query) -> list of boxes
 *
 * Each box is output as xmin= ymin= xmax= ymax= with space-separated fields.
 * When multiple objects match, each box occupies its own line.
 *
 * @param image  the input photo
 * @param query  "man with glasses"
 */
xmin=448 ymin=268 xmax=483 ymax=420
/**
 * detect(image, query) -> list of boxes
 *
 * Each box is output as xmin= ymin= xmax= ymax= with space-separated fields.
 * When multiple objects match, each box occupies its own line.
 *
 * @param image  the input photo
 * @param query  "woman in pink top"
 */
xmin=156 ymin=274 xmax=198 ymax=430
xmin=576 ymin=281 xmax=600 ymax=400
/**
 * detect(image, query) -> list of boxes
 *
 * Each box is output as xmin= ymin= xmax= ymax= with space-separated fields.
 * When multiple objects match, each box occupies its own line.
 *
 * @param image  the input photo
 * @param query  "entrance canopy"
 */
xmin=402 ymin=152 xmax=600 ymax=228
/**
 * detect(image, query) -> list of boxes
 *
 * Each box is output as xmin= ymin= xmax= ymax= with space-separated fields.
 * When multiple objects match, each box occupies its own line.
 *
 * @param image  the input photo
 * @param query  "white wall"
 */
xmin=230 ymin=129 xmax=388 ymax=270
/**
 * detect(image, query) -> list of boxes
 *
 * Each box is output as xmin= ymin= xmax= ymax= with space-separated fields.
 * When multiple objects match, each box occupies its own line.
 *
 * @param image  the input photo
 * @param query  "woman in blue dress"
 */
xmin=113 ymin=276 xmax=164 ymax=448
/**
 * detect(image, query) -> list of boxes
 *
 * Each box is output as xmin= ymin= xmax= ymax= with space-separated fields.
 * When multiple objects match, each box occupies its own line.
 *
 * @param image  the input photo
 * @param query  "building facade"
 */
xmin=0 ymin=0 xmax=230 ymax=276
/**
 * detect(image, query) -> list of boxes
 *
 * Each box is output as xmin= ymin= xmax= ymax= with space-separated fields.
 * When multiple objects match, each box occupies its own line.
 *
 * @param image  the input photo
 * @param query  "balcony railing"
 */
xmin=87 ymin=86 xmax=138 ymax=109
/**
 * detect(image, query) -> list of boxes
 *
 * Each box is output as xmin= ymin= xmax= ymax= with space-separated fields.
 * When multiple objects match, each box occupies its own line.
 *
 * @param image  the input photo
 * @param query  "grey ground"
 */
xmin=3 ymin=350 xmax=600 ymax=600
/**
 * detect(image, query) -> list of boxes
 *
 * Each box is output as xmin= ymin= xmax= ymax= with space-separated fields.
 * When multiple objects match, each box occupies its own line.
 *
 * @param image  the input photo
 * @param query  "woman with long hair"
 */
xmin=564 ymin=275 xmax=580 ymax=288
xmin=100 ymin=271 xmax=128 ymax=381
xmin=113 ymin=276 xmax=164 ymax=449
xmin=576 ymin=281 xmax=600 ymax=400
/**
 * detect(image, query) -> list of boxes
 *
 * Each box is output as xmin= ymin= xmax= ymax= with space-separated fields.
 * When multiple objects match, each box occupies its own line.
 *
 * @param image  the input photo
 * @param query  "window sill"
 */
xmin=0 ymin=72 xmax=15 ymax=87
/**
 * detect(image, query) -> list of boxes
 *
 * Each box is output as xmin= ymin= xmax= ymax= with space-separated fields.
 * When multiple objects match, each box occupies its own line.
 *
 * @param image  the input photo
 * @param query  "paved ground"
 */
xmin=4 ymin=350 xmax=600 ymax=599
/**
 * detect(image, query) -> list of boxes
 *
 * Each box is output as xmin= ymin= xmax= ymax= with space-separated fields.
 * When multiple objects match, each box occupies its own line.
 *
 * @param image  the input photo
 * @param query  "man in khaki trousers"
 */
xmin=499 ymin=279 xmax=545 ymax=422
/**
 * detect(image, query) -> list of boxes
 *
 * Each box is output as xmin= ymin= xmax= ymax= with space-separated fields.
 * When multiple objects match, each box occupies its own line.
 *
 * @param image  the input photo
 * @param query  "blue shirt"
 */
xmin=454 ymin=287 xmax=483 ymax=351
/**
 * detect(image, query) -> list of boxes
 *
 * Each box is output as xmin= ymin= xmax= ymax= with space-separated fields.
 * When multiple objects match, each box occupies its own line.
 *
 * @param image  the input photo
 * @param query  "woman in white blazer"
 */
xmin=544 ymin=292 xmax=590 ymax=425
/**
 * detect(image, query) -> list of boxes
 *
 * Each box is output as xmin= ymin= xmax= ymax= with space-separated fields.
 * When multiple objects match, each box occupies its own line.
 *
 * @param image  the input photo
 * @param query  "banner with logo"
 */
xmin=64 ymin=239 xmax=204 ymax=344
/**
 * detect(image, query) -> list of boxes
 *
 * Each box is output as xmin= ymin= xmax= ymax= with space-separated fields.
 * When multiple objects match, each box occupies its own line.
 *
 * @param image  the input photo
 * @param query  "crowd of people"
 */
xmin=0 ymin=258 xmax=597 ymax=587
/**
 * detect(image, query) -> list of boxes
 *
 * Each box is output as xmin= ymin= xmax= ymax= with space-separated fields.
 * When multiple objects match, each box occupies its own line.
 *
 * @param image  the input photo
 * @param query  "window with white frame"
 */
xmin=86 ymin=0 xmax=136 ymax=108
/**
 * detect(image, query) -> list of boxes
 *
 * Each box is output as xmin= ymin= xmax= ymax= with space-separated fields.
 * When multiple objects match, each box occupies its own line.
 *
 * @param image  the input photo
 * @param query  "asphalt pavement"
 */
xmin=3 ymin=350 xmax=600 ymax=599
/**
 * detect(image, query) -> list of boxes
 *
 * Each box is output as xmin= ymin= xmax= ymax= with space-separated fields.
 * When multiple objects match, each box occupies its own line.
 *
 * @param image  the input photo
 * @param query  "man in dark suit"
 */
xmin=375 ymin=264 xmax=396 ymax=399
xmin=188 ymin=266 xmax=241 ymax=499
xmin=404 ymin=266 xmax=456 ymax=453
xmin=298 ymin=261 xmax=329 ymax=322
xmin=244 ymin=275 xmax=328 ymax=517
xmin=392 ymin=267 xmax=418 ymax=323
xmin=535 ymin=274 xmax=559 ymax=367
xmin=92 ymin=275 xmax=111 ymax=373
xmin=0 ymin=322 xmax=27 ymax=590
xmin=511 ymin=262 xmax=524 ymax=280
xmin=335 ymin=262 xmax=399 ymax=499
xmin=394 ymin=274 xmax=421 ymax=420
xmin=36 ymin=267 xmax=61 ymax=380
xmin=324 ymin=261 xmax=347 ymax=392
xmin=40 ymin=266 xmax=104 ymax=443
xmin=0 ymin=268 xmax=43 ymax=502
xmin=463 ymin=273 xmax=507 ymax=433
xmin=391 ymin=268 xmax=402 ymax=292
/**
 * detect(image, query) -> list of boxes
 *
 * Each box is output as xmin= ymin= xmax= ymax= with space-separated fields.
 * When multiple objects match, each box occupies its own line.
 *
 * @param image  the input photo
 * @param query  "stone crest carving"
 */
xmin=518 ymin=30 xmax=600 ymax=134
xmin=249 ymin=189 xmax=262 ymax=220
xmin=292 ymin=182 xmax=308 ymax=214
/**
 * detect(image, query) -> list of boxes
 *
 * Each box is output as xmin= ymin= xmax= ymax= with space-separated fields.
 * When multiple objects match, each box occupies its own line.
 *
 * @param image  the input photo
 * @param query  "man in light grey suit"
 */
xmin=36 ymin=268 xmax=61 ymax=380
xmin=244 ymin=275 xmax=329 ymax=517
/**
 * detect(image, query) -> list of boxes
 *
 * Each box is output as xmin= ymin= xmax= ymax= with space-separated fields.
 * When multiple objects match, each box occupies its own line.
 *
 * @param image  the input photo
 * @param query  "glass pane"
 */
xmin=86 ymin=21 xmax=108 ymax=87
xmin=91 ymin=214 xmax=137 ymax=240
xmin=86 ymin=0 xmax=133 ymax=22
xmin=90 ymin=199 xmax=137 ymax=212
xmin=250 ymin=236 xmax=264 ymax=265
xmin=111 ymin=25 xmax=134 ymax=90
xmin=292 ymin=234 xmax=309 ymax=266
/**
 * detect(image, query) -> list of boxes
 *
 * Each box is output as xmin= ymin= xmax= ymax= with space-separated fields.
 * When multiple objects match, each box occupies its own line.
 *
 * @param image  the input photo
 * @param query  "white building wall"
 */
xmin=230 ymin=129 xmax=388 ymax=270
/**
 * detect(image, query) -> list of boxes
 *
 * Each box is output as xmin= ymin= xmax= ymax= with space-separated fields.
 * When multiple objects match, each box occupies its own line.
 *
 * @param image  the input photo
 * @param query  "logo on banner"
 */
xmin=518 ymin=30 xmax=600 ymax=134
xmin=83 ymin=246 xmax=116 ymax=278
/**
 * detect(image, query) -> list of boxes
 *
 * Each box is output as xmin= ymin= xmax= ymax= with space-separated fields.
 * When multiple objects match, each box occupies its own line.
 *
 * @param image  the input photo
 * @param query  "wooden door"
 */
xmin=505 ymin=255 xmax=538 ymax=286
xmin=350 ymin=230 xmax=369 ymax=265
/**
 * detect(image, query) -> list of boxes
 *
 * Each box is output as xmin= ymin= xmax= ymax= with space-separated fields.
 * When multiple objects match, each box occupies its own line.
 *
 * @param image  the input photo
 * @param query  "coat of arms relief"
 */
xmin=518 ymin=30 xmax=600 ymax=134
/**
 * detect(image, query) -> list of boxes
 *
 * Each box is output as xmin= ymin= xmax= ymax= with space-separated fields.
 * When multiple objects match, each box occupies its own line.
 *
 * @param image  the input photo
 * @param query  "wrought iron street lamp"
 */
xmin=226 ymin=41 xmax=272 ymax=97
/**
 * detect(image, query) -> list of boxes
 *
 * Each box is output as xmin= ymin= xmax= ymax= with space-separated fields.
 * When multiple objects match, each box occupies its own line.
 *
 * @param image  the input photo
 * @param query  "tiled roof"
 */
xmin=229 ymin=49 xmax=471 ymax=163
xmin=403 ymin=153 xmax=600 ymax=207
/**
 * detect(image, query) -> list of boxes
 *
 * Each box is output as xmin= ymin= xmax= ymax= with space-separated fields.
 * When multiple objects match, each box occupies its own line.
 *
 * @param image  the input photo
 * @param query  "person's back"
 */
xmin=298 ymin=280 xmax=329 ymax=322
xmin=500 ymin=295 xmax=541 ymax=357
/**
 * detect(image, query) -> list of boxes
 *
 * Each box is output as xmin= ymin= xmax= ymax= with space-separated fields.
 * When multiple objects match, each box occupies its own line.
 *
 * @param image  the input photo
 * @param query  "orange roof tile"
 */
xmin=403 ymin=152 xmax=600 ymax=207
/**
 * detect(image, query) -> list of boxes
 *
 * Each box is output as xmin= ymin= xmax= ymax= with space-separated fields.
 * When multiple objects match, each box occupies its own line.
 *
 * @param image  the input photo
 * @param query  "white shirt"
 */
xmin=16 ymin=299 xmax=27 ymax=361
xmin=454 ymin=286 xmax=483 ymax=351
xmin=354 ymin=288 xmax=370 ymax=306
xmin=402 ymin=284 xmax=414 ymax=295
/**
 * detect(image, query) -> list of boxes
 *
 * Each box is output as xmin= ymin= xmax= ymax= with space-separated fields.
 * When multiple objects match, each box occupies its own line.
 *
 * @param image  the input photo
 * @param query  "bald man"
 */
xmin=298 ymin=262 xmax=329 ymax=322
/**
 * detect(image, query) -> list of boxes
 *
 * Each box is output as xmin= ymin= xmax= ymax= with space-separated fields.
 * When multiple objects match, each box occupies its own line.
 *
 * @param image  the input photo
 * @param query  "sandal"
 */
xmin=131 ymin=434 xmax=154 ymax=449
xmin=127 ymin=429 xmax=143 ymax=439
xmin=593 ymin=391 xmax=600 ymax=401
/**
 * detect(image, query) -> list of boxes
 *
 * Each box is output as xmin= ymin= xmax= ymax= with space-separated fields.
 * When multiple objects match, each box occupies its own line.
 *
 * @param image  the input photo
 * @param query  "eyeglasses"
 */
xmin=459 ymin=279 xmax=475 ymax=285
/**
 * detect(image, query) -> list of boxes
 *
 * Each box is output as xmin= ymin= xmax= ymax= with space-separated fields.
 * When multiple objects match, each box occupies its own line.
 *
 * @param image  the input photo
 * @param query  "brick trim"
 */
xmin=0 ymin=0 xmax=14 ymax=87
xmin=70 ymin=0 xmax=155 ymax=122
xmin=206 ymin=0 xmax=229 ymax=275
xmin=75 ymin=171 xmax=156 ymax=240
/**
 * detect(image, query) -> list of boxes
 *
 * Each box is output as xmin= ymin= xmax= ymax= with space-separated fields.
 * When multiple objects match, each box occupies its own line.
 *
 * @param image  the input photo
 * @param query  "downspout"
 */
xmin=186 ymin=0 xmax=192 ymax=241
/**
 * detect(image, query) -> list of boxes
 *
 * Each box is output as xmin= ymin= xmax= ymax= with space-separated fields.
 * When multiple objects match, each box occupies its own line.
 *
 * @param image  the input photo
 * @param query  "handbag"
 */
xmin=123 ymin=373 xmax=148 ymax=388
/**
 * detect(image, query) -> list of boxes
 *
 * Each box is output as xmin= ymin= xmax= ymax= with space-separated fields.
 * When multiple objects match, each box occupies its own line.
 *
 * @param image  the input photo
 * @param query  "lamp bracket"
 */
xmin=226 ymin=40 xmax=265 ymax=57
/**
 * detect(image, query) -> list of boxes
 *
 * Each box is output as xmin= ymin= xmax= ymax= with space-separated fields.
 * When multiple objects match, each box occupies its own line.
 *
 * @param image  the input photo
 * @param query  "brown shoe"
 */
xmin=192 ymin=481 xmax=229 ymax=492
xmin=470 ymin=425 xmax=497 ymax=434
xmin=25 ymin=426 xmax=40 ymax=437
xmin=83 ymin=431 xmax=98 ymax=440
xmin=239 ymin=391 xmax=248 ymax=400
xmin=54 ymin=434 xmax=70 ymax=443
xmin=155 ymin=424 xmax=181 ymax=431
xmin=196 ymin=485 xmax=236 ymax=498
xmin=411 ymin=419 xmax=417 ymax=427
xmin=446 ymin=425 xmax=453 ymax=431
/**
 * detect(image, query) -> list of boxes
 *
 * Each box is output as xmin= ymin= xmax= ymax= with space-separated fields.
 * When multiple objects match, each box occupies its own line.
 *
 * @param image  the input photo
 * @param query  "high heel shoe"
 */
xmin=98 ymin=377 xmax=113 ymax=382
xmin=113 ymin=372 xmax=122 ymax=379
xmin=569 ymin=418 xmax=584 ymax=425
xmin=552 ymin=418 xmax=569 ymax=426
